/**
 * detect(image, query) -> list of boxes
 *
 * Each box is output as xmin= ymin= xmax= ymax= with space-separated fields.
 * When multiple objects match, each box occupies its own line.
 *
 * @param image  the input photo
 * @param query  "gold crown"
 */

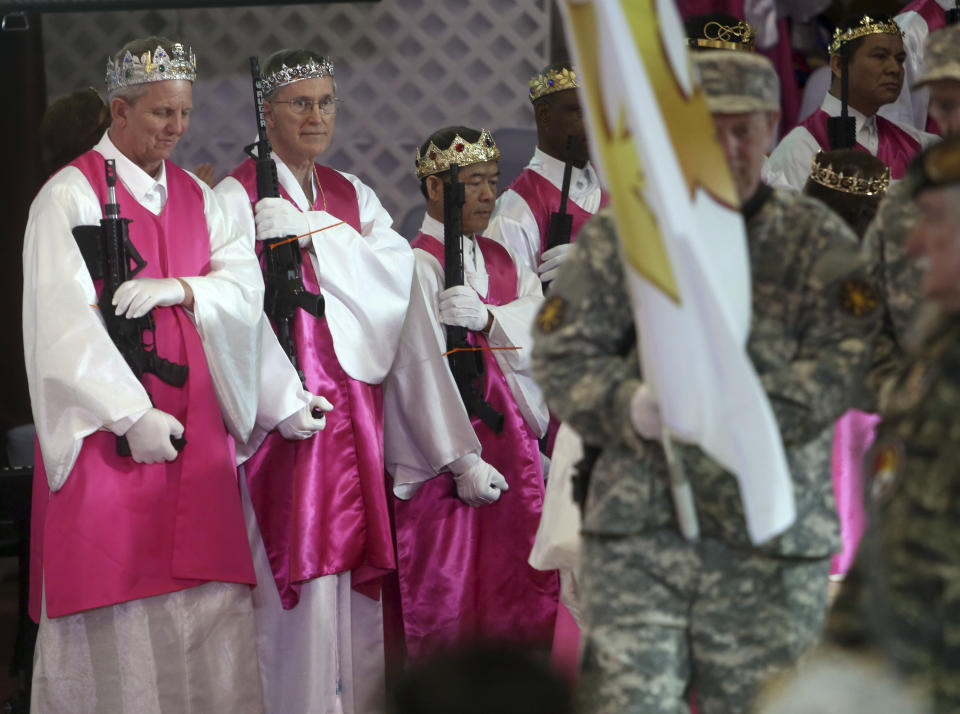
xmin=415 ymin=129 xmax=501 ymax=180
xmin=809 ymin=155 xmax=891 ymax=196
xmin=829 ymin=16 xmax=902 ymax=55
xmin=688 ymin=20 xmax=756 ymax=51
xmin=528 ymin=66 xmax=579 ymax=102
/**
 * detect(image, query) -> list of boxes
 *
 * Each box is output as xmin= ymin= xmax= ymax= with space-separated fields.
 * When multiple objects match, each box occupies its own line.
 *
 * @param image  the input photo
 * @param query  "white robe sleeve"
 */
xmin=301 ymin=172 xmax=414 ymax=385
xmin=486 ymin=189 xmax=542 ymax=272
xmin=383 ymin=251 xmax=481 ymax=499
xmin=23 ymin=168 xmax=154 ymax=490
xmin=762 ymin=126 xmax=820 ymax=192
xmin=177 ymin=176 xmax=264 ymax=444
xmin=213 ymin=175 xmax=310 ymax=463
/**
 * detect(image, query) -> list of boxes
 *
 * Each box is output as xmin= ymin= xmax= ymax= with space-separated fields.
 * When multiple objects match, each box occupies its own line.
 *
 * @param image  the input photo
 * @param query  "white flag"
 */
xmin=560 ymin=0 xmax=795 ymax=544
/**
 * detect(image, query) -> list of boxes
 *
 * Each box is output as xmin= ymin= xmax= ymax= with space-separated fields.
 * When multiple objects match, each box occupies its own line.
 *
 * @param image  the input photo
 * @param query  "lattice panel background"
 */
xmin=42 ymin=0 xmax=549 ymax=225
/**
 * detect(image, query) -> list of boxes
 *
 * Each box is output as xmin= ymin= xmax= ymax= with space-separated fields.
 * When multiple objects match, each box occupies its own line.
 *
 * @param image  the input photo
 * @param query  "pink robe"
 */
xmin=901 ymin=0 xmax=946 ymax=135
xmin=228 ymin=159 xmax=395 ymax=609
xmin=801 ymin=109 xmax=923 ymax=179
xmin=393 ymin=233 xmax=559 ymax=660
xmin=30 ymin=150 xmax=255 ymax=620
xmin=830 ymin=410 xmax=880 ymax=576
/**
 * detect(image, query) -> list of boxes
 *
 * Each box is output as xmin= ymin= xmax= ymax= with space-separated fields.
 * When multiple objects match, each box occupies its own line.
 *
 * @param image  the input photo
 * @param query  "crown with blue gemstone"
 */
xmin=415 ymin=129 xmax=500 ymax=180
xmin=262 ymin=58 xmax=335 ymax=96
xmin=528 ymin=66 xmax=579 ymax=103
xmin=105 ymin=42 xmax=197 ymax=92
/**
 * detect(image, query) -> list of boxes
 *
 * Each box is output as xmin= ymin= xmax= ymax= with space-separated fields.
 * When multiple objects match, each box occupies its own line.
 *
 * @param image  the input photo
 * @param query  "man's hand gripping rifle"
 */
xmin=246 ymin=56 xmax=324 ymax=387
xmin=443 ymin=164 xmax=504 ymax=434
xmin=73 ymin=159 xmax=188 ymax=456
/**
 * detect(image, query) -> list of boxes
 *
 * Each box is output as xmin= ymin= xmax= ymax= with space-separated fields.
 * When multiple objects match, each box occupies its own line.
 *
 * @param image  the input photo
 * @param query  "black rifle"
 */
xmin=828 ymin=52 xmax=857 ymax=149
xmin=73 ymin=159 xmax=188 ymax=456
xmin=245 ymin=55 xmax=324 ymax=387
xmin=443 ymin=164 xmax=504 ymax=434
xmin=948 ymin=1 xmax=960 ymax=25
xmin=544 ymin=135 xmax=576 ymax=256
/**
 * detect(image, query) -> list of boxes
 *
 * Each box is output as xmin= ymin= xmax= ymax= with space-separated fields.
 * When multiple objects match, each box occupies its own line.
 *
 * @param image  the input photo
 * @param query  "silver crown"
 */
xmin=105 ymin=43 xmax=198 ymax=92
xmin=261 ymin=58 xmax=335 ymax=95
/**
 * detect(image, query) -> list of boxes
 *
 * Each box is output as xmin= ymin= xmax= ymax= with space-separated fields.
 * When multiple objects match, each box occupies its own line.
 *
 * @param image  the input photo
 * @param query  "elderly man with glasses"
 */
xmin=215 ymin=47 xmax=413 ymax=714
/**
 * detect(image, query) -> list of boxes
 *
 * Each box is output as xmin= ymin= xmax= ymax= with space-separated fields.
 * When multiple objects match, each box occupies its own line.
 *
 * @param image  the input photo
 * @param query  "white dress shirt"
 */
xmin=762 ymin=93 xmax=939 ymax=191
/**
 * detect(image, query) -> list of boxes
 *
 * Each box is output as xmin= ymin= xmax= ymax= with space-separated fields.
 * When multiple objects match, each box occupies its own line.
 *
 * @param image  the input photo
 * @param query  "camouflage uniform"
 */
xmin=862 ymin=179 xmax=926 ymax=403
xmin=532 ymin=191 xmax=879 ymax=714
xmin=827 ymin=136 xmax=960 ymax=713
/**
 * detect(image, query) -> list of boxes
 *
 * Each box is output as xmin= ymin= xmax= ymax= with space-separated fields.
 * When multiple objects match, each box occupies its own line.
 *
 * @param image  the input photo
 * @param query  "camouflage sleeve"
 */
xmin=531 ymin=210 xmax=646 ymax=452
xmin=759 ymin=206 xmax=881 ymax=445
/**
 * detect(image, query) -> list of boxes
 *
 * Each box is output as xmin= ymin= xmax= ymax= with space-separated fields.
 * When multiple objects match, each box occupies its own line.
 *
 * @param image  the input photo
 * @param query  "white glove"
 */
xmin=538 ymin=243 xmax=573 ymax=283
xmin=124 ymin=408 xmax=184 ymax=464
xmin=255 ymin=197 xmax=311 ymax=244
xmin=277 ymin=394 xmax=334 ymax=440
xmin=630 ymin=384 xmax=662 ymax=441
xmin=438 ymin=285 xmax=490 ymax=332
xmin=113 ymin=277 xmax=185 ymax=319
xmin=452 ymin=457 xmax=509 ymax=507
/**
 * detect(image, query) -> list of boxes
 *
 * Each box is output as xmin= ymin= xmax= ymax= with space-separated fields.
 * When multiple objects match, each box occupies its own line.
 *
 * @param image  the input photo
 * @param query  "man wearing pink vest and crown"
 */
xmin=487 ymin=64 xmax=606 ymax=284
xmin=214 ymin=48 xmax=413 ymax=714
xmin=382 ymin=126 xmax=559 ymax=660
xmin=764 ymin=14 xmax=938 ymax=192
xmin=23 ymin=36 xmax=266 ymax=712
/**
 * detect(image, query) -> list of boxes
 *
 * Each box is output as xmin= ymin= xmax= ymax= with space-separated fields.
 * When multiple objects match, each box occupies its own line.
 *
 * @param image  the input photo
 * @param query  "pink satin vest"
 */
xmin=30 ymin=151 xmax=255 ymax=620
xmin=801 ymin=109 xmax=922 ymax=179
xmin=228 ymin=159 xmax=395 ymax=609
xmin=506 ymin=168 xmax=608 ymax=258
xmin=392 ymin=233 xmax=559 ymax=660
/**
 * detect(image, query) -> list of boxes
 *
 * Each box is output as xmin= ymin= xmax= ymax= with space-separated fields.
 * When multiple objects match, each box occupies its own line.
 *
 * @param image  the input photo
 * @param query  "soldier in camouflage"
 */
xmin=826 ymin=135 xmax=960 ymax=714
xmin=532 ymin=50 xmax=880 ymax=714
xmin=863 ymin=23 xmax=960 ymax=399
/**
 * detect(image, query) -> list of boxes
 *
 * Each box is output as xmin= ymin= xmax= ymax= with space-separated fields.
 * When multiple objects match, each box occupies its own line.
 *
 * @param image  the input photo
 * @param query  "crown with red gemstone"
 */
xmin=106 ymin=42 xmax=197 ymax=92
xmin=528 ymin=66 xmax=579 ymax=103
xmin=415 ymin=129 xmax=500 ymax=180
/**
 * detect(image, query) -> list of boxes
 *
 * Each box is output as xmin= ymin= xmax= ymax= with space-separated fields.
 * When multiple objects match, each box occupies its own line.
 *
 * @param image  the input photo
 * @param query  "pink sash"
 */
xmin=30 ymin=151 xmax=255 ymax=620
xmin=392 ymin=233 xmax=559 ymax=660
xmin=229 ymin=159 xmax=395 ymax=608
xmin=830 ymin=409 xmax=881 ymax=575
xmin=802 ymin=109 xmax=922 ymax=179
xmin=506 ymin=168 xmax=608 ymax=257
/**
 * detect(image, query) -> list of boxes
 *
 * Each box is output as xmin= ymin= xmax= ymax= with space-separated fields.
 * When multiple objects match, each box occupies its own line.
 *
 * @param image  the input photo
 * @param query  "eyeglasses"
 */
xmin=271 ymin=97 xmax=342 ymax=116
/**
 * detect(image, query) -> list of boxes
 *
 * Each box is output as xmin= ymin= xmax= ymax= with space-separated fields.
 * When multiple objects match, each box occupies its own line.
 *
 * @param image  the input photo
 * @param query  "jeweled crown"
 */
xmin=415 ymin=129 xmax=501 ymax=180
xmin=528 ymin=66 xmax=579 ymax=103
xmin=688 ymin=20 xmax=756 ymax=51
xmin=829 ymin=15 xmax=902 ymax=55
xmin=105 ymin=43 xmax=197 ymax=92
xmin=809 ymin=153 xmax=891 ymax=196
xmin=262 ymin=58 xmax=335 ymax=96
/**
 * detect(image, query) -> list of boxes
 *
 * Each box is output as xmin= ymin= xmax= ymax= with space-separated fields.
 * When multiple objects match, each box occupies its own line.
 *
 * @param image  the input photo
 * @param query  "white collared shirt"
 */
xmin=762 ymin=92 xmax=938 ymax=192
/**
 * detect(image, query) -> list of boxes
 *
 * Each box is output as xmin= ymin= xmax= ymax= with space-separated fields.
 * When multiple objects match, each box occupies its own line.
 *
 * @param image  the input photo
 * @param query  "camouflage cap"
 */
xmin=914 ymin=24 xmax=960 ymax=88
xmin=907 ymin=134 xmax=960 ymax=197
xmin=692 ymin=49 xmax=779 ymax=113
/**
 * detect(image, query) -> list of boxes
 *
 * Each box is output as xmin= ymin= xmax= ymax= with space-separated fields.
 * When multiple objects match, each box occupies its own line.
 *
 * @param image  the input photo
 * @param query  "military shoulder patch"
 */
xmin=536 ymin=295 xmax=567 ymax=334
xmin=866 ymin=440 xmax=903 ymax=505
xmin=839 ymin=279 xmax=879 ymax=317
